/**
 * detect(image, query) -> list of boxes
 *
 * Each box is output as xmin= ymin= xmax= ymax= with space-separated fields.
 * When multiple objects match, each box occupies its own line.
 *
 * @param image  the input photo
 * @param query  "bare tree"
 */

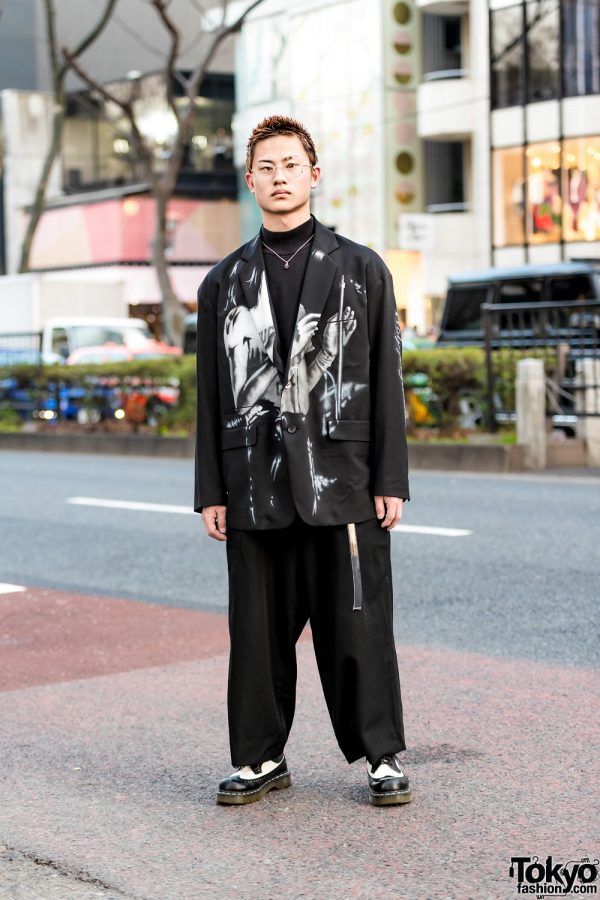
xmin=64 ymin=0 xmax=264 ymax=347
xmin=18 ymin=0 xmax=118 ymax=273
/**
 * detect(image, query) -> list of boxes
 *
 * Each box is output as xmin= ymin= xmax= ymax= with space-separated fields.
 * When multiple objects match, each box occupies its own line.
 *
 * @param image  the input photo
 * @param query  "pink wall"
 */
xmin=29 ymin=195 xmax=240 ymax=269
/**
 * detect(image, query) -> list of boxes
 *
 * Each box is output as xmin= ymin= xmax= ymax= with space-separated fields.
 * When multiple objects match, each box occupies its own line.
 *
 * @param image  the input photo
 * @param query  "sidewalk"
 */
xmin=1 ymin=586 xmax=598 ymax=899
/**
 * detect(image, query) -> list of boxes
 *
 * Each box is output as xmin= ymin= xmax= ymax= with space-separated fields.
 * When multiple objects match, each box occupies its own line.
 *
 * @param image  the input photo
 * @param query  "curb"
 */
xmin=407 ymin=441 xmax=525 ymax=473
xmin=0 ymin=432 xmax=194 ymax=458
xmin=0 ymin=431 xmax=527 ymax=472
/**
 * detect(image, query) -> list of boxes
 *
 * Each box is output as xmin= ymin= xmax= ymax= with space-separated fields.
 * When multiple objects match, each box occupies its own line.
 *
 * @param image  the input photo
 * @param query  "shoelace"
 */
xmin=372 ymin=754 xmax=401 ymax=773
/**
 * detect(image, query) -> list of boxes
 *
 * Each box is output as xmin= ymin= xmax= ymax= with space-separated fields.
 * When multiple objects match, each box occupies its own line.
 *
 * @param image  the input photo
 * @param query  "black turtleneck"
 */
xmin=261 ymin=215 xmax=315 ymax=365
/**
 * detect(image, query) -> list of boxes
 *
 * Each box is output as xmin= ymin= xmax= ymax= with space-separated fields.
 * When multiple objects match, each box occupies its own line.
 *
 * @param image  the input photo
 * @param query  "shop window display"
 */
xmin=526 ymin=142 xmax=561 ymax=244
xmin=562 ymin=136 xmax=600 ymax=242
xmin=493 ymin=147 xmax=525 ymax=247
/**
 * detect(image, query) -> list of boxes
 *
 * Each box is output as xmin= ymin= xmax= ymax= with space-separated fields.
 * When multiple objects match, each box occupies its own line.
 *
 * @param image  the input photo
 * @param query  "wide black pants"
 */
xmin=225 ymin=513 xmax=407 ymax=766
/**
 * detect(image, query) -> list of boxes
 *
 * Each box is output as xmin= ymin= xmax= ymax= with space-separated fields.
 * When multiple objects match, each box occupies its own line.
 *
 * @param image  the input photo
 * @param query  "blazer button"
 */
xmin=285 ymin=380 xmax=292 ymax=389
xmin=287 ymin=424 xmax=297 ymax=433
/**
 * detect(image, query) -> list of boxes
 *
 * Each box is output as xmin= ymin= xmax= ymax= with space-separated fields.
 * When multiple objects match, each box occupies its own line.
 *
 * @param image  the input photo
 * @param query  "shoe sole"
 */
xmin=369 ymin=788 xmax=413 ymax=807
xmin=216 ymin=771 xmax=292 ymax=805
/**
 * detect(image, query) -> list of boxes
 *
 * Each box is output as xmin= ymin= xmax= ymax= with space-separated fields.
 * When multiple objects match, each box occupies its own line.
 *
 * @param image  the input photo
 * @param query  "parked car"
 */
xmin=436 ymin=260 xmax=600 ymax=347
xmin=55 ymin=319 xmax=182 ymax=361
xmin=183 ymin=313 xmax=197 ymax=354
xmin=66 ymin=341 xmax=182 ymax=365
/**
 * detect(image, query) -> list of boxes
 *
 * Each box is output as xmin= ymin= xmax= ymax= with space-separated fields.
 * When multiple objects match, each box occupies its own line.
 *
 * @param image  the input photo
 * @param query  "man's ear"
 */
xmin=244 ymin=171 xmax=255 ymax=193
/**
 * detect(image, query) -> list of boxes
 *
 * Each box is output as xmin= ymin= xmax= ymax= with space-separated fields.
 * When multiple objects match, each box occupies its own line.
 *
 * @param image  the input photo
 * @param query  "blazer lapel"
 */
xmin=237 ymin=235 xmax=285 ymax=379
xmin=284 ymin=219 xmax=339 ymax=381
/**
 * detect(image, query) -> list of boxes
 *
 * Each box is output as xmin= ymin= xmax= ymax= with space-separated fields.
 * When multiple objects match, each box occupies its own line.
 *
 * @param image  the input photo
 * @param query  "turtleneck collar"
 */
xmin=261 ymin=215 xmax=314 ymax=247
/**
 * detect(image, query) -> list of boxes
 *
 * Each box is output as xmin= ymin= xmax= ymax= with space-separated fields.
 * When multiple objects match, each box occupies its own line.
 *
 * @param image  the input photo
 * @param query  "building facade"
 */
xmin=235 ymin=0 xmax=491 ymax=333
xmin=0 ymin=0 xmax=239 ymax=324
xmin=490 ymin=0 xmax=600 ymax=266
xmin=236 ymin=0 xmax=600 ymax=332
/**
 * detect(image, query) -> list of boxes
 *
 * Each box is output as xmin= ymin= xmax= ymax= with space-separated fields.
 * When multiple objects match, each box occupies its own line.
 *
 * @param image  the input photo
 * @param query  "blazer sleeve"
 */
xmin=193 ymin=273 xmax=226 ymax=514
xmin=367 ymin=267 xmax=411 ymax=501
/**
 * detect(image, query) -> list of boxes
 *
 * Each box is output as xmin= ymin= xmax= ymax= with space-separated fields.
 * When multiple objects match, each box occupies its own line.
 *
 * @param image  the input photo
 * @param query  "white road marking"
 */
xmin=67 ymin=497 xmax=194 ymax=514
xmin=392 ymin=524 xmax=471 ymax=537
xmin=67 ymin=497 xmax=472 ymax=536
xmin=0 ymin=583 xmax=27 ymax=594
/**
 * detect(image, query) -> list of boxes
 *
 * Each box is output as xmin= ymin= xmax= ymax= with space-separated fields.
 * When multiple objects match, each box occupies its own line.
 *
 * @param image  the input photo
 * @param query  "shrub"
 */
xmin=0 ymin=347 xmax=528 ymax=434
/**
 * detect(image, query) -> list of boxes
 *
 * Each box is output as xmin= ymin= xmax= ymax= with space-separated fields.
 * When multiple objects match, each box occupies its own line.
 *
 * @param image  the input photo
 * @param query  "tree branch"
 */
xmin=58 ymin=0 xmax=120 ymax=79
xmin=185 ymin=0 xmax=210 ymax=27
xmin=61 ymin=47 xmax=159 ymax=193
xmin=150 ymin=0 xmax=182 ymax=124
xmin=186 ymin=0 xmax=264 ymax=104
xmin=492 ymin=0 xmax=558 ymax=66
xmin=19 ymin=0 xmax=120 ymax=272
xmin=43 ymin=0 xmax=60 ymax=82
xmin=104 ymin=6 xmax=168 ymax=62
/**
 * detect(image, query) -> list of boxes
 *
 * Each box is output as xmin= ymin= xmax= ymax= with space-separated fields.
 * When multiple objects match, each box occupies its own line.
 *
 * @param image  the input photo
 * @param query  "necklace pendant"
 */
xmin=284 ymin=261 xmax=289 ymax=268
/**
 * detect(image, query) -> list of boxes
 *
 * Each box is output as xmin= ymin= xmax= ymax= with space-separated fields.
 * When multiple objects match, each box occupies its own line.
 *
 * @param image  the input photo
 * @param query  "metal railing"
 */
xmin=0 ymin=331 xmax=43 ymax=365
xmin=482 ymin=299 xmax=600 ymax=432
xmin=0 ymin=332 xmax=45 ymax=419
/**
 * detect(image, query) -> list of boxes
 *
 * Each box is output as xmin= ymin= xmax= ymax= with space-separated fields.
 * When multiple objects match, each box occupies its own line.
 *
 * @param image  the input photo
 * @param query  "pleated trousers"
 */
xmin=225 ymin=512 xmax=407 ymax=767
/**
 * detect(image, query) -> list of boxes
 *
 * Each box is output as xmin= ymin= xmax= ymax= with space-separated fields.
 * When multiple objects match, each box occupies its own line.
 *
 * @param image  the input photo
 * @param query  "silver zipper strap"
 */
xmin=347 ymin=523 xmax=363 ymax=611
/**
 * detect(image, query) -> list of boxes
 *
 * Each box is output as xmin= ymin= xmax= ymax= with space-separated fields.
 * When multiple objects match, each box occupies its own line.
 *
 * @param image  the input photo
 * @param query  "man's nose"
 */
xmin=273 ymin=167 xmax=288 ymax=183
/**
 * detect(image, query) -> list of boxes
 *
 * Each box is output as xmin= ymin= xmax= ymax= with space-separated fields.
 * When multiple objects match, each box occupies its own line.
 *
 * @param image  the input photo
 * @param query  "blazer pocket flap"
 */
xmin=326 ymin=419 xmax=370 ymax=441
xmin=221 ymin=425 xmax=258 ymax=450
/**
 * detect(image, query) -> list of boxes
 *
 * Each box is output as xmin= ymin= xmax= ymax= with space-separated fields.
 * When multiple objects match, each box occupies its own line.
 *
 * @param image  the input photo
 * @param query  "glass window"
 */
xmin=424 ymin=140 xmax=466 ymax=210
xmin=492 ymin=147 xmax=525 ymax=247
xmin=548 ymin=275 xmax=596 ymax=301
xmin=62 ymin=74 xmax=234 ymax=191
xmin=422 ymin=14 xmax=463 ymax=79
xmin=443 ymin=286 xmax=490 ymax=332
xmin=526 ymin=0 xmax=559 ymax=102
xmin=498 ymin=279 xmax=543 ymax=303
xmin=562 ymin=136 xmax=600 ymax=242
xmin=562 ymin=0 xmax=600 ymax=97
xmin=51 ymin=328 xmax=69 ymax=358
xmin=526 ymin=142 xmax=561 ymax=243
xmin=491 ymin=4 xmax=525 ymax=109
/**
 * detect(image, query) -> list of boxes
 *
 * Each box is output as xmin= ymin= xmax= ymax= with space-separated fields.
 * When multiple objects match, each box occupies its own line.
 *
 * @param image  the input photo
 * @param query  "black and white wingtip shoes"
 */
xmin=367 ymin=753 xmax=412 ymax=806
xmin=216 ymin=754 xmax=292 ymax=805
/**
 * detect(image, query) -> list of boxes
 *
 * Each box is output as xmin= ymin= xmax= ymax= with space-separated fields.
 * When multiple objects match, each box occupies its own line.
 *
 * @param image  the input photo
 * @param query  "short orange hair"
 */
xmin=246 ymin=115 xmax=318 ymax=172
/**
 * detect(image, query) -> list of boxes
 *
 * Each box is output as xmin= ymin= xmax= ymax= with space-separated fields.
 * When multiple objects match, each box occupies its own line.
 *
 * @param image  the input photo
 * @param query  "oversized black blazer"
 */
xmin=194 ymin=216 xmax=410 ymax=529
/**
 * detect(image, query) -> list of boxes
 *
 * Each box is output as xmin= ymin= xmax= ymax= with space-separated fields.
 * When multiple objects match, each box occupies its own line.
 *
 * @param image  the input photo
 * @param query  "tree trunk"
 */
xmin=152 ymin=189 xmax=184 ymax=346
xmin=18 ymin=93 xmax=65 ymax=273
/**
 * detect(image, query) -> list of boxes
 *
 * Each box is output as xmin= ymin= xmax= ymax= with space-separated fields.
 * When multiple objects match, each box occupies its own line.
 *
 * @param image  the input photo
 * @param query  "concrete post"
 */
xmin=516 ymin=358 xmax=547 ymax=469
xmin=575 ymin=358 xmax=600 ymax=466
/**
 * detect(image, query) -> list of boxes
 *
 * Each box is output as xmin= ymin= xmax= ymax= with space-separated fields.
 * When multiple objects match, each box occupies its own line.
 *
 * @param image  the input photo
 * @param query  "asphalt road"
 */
xmin=0 ymin=449 xmax=597 ymax=668
xmin=1 ymin=449 xmax=599 ymax=899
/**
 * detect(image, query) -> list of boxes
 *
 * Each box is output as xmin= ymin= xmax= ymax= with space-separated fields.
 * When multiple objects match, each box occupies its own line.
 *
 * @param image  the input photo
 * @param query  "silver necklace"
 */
xmin=261 ymin=234 xmax=313 ymax=269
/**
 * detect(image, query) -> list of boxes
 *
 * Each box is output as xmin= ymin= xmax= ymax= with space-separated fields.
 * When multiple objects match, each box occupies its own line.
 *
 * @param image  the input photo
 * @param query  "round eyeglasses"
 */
xmin=251 ymin=162 xmax=313 ymax=180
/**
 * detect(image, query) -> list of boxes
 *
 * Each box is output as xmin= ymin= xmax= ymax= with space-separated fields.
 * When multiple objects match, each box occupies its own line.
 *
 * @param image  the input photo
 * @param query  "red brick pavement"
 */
xmin=0 ymin=587 xmax=598 ymax=899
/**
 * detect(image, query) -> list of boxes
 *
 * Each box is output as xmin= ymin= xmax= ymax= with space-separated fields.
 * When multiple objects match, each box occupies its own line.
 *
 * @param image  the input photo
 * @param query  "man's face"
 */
xmin=245 ymin=134 xmax=320 ymax=215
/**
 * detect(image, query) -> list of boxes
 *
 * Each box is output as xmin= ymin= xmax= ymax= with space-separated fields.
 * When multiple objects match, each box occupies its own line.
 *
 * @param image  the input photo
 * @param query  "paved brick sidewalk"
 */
xmin=1 ymin=588 xmax=598 ymax=899
xmin=0 ymin=844 xmax=136 ymax=900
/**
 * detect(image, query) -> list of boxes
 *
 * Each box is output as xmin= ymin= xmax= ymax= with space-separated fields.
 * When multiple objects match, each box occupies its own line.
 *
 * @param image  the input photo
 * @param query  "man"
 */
xmin=194 ymin=115 xmax=411 ymax=807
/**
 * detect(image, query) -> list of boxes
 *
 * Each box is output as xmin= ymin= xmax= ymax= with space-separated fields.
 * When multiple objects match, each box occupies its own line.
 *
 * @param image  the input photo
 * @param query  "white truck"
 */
xmin=0 ymin=272 xmax=128 ymax=334
xmin=0 ymin=273 xmax=148 ymax=363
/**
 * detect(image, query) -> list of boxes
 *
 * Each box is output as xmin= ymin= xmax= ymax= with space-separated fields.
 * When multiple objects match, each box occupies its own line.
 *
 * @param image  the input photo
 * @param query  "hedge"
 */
xmin=1 ymin=346 xmax=530 ymax=433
